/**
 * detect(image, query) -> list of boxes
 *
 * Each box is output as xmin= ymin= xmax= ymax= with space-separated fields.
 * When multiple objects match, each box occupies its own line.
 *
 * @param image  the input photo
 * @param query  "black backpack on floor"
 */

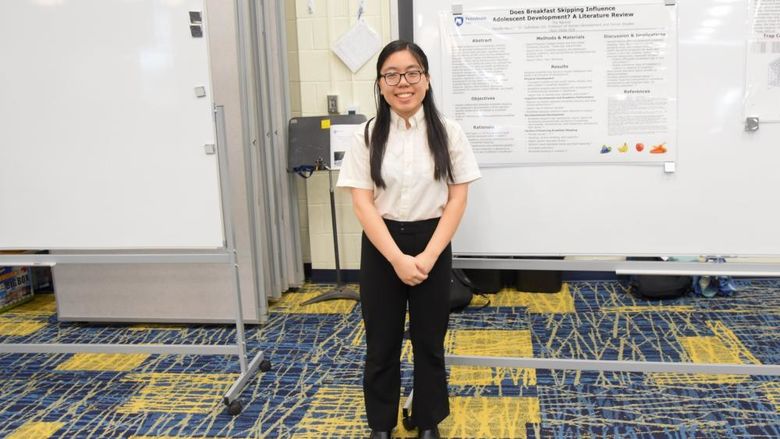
xmin=450 ymin=269 xmax=490 ymax=312
xmin=629 ymin=275 xmax=692 ymax=300
xmin=462 ymin=269 xmax=502 ymax=294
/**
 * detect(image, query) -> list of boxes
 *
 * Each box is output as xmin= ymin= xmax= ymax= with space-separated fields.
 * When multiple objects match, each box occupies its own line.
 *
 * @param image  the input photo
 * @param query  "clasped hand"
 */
xmin=391 ymin=252 xmax=437 ymax=286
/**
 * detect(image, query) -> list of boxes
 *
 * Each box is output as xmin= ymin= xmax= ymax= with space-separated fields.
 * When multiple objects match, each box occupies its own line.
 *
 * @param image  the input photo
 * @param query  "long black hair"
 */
xmin=368 ymin=40 xmax=452 ymax=189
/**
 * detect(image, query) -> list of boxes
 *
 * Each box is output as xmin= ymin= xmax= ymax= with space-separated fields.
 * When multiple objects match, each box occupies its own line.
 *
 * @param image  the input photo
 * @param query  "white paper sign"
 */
xmin=332 ymin=20 xmax=382 ymax=73
xmin=745 ymin=0 xmax=780 ymax=122
xmin=440 ymin=3 xmax=678 ymax=165
xmin=330 ymin=124 xmax=361 ymax=169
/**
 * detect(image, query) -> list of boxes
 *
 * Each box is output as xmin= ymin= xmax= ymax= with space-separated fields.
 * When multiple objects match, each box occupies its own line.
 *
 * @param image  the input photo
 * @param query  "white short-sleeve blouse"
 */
xmin=336 ymin=107 xmax=481 ymax=222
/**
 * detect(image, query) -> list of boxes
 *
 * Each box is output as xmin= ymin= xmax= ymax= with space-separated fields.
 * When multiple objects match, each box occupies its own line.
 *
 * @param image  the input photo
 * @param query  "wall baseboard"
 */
xmin=306 ymin=265 xmax=360 ymax=283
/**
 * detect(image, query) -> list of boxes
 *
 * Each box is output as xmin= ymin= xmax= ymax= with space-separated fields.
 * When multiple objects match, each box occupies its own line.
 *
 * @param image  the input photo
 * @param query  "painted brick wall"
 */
xmin=288 ymin=0 xmax=393 ymax=269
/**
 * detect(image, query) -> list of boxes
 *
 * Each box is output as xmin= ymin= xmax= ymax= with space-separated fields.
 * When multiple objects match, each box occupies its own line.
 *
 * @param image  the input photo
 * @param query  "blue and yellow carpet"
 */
xmin=1 ymin=279 xmax=779 ymax=438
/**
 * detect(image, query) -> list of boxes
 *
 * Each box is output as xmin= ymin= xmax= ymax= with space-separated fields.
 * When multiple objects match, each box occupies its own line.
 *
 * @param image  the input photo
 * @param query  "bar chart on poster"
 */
xmin=411 ymin=0 xmax=780 ymax=257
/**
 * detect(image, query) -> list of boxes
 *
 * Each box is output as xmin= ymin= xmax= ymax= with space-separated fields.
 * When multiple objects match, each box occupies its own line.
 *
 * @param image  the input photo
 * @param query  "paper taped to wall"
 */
xmin=332 ymin=20 xmax=381 ymax=73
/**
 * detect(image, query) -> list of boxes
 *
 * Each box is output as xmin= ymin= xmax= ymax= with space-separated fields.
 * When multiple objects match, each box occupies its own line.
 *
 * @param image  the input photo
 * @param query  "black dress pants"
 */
xmin=360 ymin=217 xmax=451 ymax=430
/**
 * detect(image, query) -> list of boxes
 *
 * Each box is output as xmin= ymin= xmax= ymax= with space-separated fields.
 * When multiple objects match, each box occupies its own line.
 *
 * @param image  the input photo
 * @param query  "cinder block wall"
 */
xmin=287 ymin=0 xmax=393 ymax=270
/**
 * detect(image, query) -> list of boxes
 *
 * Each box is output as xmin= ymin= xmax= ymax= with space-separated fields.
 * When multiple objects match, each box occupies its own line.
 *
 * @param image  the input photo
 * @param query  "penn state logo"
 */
xmin=454 ymin=16 xmax=464 ymax=26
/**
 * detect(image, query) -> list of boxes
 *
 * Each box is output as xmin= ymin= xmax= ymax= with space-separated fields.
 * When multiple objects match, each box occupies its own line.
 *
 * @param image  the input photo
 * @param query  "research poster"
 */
xmin=439 ymin=2 xmax=678 ymax=165
xmin=745 ymin=0 xmax=780 ymax=121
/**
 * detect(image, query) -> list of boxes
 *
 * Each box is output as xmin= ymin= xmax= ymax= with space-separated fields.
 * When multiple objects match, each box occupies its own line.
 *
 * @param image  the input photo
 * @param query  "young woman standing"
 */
xmin=337 ymin=40 xmax=481 ymax=439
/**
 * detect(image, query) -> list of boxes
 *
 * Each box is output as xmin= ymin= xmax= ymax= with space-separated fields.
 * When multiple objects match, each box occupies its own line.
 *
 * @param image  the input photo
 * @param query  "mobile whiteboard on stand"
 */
xmin=401 ymin=0 xmax=780 ymax=379
xmin=0 ymin=1 xmax=267 ymax=415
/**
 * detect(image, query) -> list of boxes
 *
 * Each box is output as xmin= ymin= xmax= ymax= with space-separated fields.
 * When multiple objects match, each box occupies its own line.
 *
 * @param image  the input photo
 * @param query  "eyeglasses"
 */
xmin=380 ymin=70 xmax=425 ymax=86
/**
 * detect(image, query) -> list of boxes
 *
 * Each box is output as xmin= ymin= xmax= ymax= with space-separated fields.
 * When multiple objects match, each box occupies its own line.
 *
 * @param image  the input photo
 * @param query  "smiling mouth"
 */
xmin=396 ymin=92 xmax=414 ymax=98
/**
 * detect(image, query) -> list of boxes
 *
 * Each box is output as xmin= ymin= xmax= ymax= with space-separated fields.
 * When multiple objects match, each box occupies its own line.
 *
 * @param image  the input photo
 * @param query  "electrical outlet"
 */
xmin=327 ymin=95 xmax=338 ymax=114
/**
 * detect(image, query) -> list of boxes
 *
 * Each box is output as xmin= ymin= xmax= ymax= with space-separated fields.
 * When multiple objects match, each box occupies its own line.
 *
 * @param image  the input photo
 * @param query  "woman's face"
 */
xmin=378 ymin=49 xmax=429 ymax=120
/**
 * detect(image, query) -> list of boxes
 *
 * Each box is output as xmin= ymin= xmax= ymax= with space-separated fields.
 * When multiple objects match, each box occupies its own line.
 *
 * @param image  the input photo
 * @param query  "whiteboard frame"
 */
xmin=0 ymin=0 xmax=225 ymax=250
xmin=453 ymin=256 xmax=780 ymax=276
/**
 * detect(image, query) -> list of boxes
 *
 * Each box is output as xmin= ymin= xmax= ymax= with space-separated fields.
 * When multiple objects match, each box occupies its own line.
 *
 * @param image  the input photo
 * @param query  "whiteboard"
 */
xmin=412 ymin=0 xmax=780 ymax=257
xmin=0 ymin=0 xmax=223 ymax=249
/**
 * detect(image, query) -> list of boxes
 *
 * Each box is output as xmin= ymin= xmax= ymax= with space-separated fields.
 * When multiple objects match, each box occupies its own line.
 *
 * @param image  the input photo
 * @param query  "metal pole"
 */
xmin=215 ymin=105 xmax=249 ymax=373
xmin=329 ymin=169 xmax=343 ymax=286
xmin=299 ymin=168 xmax=359 ymax=305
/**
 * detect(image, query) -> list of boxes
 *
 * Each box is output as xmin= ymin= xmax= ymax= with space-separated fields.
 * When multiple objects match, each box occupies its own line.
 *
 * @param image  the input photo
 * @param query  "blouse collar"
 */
xmin=390 ymin=106 xmax=425 ymax=130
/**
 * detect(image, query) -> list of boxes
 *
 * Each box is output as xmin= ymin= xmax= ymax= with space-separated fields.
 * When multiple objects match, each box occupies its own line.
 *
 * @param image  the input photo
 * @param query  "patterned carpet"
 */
xmin=0 ymin=279 xmax=779 ymax=438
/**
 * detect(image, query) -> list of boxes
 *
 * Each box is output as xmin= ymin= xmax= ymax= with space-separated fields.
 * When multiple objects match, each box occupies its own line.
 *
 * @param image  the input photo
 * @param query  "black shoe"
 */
xmin=418 ymin=426 xmax=440 ymax=439
xmin=369 ymin=430 xmax=391 ymax=439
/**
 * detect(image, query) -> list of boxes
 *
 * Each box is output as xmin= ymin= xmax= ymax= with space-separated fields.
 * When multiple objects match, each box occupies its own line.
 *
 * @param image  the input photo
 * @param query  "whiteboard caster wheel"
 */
xmin=260 ymin=360 xmax=272 ymax=372
xmin=227 ymin=399 xmax=243 ymax=416
xmin=402 ymin=415 xmax=415 ymax=431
